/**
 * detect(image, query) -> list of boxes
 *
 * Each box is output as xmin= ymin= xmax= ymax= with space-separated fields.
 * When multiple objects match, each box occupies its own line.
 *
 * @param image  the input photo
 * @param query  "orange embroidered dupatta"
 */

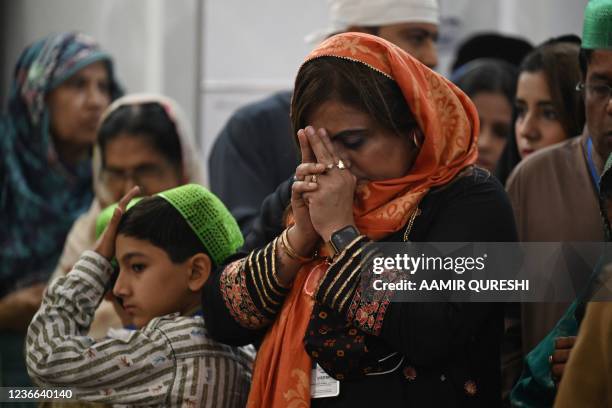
xmin=247 ymin=32 xmax=479 ymax=407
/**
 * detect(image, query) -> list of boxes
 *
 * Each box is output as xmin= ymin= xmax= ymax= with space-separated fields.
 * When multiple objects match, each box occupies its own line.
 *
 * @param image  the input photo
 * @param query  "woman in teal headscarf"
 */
xmin=0 ymin=32 xmax=122 ymax=388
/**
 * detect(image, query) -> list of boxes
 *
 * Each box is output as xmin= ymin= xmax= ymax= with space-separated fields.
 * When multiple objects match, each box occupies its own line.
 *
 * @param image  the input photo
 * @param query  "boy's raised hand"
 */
xmin=94 ymin=186 xmax=141 ymax=261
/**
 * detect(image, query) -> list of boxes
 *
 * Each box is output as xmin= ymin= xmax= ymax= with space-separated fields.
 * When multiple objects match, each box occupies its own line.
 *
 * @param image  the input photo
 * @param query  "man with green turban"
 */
xmin=506 ymin=0 xmax=612 ymax=361
xmin=580 ymin=0 xmax=612 ymax=169
xmin=505 ymin=1 xmax=612 ymax=406
xmin=553 ymin=5 xmax=612 ymax=400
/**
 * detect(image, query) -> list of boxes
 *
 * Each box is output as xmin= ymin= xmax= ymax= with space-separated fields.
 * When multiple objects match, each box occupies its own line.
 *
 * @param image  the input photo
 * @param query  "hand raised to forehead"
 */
xmin=304 ymin=126 xmax=340 ymax=166
xmin=94 ymin=186 xmax=141 ymax=261
xmin=302 ymin=126 xmax=357 ymax=242
xmin=289 ymin=129 xmax=322 ymax=249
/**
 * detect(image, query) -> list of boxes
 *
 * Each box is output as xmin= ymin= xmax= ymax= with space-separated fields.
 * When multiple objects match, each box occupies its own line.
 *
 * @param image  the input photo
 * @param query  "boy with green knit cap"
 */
xmin=26 ymin=184 xmax=253 ymax=407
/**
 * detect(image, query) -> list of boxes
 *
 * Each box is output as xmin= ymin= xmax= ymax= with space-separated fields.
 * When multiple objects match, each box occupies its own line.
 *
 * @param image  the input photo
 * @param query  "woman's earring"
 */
xmin=412 ymin=130 xmax=422 ymax=149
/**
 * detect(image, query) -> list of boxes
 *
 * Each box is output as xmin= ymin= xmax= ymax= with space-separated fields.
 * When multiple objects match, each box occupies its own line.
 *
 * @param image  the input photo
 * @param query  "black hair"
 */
xmin=97 ymin=102 xmax=183 ymax=170
xmin=292 ymin=57 xmax=417 ymax=141
xmin=541 ymin=34 xmax=581 ymax=47
xmin=116 ymin=196 xmax=212 ymax=266
xmin=452 ymin=32 xmax=533 ymax=71
xmin=579 ymin=48 xmax=593 ymax=79
xmin=453 ymin=58 xmax=518 ymax=109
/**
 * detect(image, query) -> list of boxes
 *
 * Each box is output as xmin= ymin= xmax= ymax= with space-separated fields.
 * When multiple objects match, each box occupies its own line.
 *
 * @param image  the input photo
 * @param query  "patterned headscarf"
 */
xmin=0 ymin=32 xmax=123 ymax=296
xmin=301 ymin=32 xmax=479 ymax=240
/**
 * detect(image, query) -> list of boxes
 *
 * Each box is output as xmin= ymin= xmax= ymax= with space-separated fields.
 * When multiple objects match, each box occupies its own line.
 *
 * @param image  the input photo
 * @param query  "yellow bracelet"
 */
xmin=280 ymin=229 xmax=314 ymax=263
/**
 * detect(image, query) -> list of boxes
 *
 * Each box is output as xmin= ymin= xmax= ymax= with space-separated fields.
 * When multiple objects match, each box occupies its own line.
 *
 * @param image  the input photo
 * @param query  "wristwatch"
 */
xmin=329 ymin=225 xmax=360 ymax=255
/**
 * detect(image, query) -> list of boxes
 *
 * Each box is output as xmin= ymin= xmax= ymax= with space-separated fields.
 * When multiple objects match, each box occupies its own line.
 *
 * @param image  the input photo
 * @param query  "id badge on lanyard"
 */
xmin=311 ymin=363 xmax=340 ymax=399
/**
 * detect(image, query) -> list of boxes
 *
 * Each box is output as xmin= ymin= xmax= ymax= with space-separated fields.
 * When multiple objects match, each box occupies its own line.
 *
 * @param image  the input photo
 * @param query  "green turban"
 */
xmin=583 ymin=0 xmax=612 ymax=50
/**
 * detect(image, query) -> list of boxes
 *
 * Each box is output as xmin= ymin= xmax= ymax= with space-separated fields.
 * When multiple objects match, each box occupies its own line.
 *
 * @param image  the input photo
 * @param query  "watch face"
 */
xmin=331 ymin=226 xmax=360 ymax=254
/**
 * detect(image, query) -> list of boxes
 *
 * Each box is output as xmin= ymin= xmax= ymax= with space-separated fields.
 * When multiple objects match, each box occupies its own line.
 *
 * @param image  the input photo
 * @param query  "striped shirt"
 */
xmin=26 ymin=251 xmax=253 ymax=407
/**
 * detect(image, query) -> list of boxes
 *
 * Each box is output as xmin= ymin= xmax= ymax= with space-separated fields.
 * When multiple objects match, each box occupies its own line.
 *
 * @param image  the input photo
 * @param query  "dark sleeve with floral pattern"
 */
xmin=203 ymin=239 xmax=290 ymax=346
xmin=313 ymin=235 xmax=395 ymax=337
xmin=220 ymin=238 xmax=290 ymax=329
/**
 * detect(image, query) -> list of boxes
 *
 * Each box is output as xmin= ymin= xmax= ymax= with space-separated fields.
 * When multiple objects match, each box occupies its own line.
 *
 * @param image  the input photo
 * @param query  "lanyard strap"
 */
xmin=587 ymin=137 xmax=600 ymax=193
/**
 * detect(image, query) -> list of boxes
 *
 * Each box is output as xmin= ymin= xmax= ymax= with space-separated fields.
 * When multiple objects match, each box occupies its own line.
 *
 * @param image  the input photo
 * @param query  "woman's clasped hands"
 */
xmin=291 ymin=125 xmax=357 ymax=246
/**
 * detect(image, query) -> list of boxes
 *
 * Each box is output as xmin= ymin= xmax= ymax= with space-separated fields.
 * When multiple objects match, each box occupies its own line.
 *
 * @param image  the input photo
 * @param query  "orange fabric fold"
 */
xmin=247 ymin=32 xmax=479 ymax=407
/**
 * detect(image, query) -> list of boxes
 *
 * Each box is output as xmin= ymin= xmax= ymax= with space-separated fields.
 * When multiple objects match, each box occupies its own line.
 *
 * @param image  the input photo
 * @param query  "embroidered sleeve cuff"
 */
xmin=244 ymin=238 xmax=290 ymax=319
xmin=220 ymin=239 xmax=290 ymax=329
xmin=345 ymin=252 xmax=400 ymax=337
xmin=314 ymin=235 xmax=371 ymax=317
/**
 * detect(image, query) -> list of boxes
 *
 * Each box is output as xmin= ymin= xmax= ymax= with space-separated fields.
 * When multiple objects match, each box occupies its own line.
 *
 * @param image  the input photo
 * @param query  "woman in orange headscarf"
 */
xmin=203 ymin=32 xmax=517 ymax=407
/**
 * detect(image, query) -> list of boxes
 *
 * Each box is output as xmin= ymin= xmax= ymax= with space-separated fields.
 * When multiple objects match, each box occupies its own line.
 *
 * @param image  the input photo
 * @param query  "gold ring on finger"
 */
xmin=336 ymin=159 xmax=346 ymax=169
xmin=311 ymin=174 xmax=318 ymax=183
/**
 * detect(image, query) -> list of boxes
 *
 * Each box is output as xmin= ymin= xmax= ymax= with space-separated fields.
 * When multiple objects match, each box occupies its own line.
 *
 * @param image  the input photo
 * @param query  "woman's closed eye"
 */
xmin=334 ymin=130 xmax=368 ymax=150
xmin=341 ymin=135 xmax=365 ymax=150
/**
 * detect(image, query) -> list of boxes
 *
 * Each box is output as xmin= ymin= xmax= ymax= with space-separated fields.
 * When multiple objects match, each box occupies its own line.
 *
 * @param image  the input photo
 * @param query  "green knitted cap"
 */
xmin=583 ymin=0 xmax=612 ymax=50
xmin=96 ymin=184 xmax=244 ymax=265
xmin=157 ymin=184 xmax=244 ymax=265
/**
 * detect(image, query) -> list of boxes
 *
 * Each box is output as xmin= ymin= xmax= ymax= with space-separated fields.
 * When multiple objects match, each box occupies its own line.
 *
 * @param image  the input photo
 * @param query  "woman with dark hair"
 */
xmin=496 ymin=39 xmax=585 ymax=185
xmin=203 ymin=32 xmax=517 ymax=407
xmin=0 ymin=32 xmax=122 ymax=387
xmin=502 ymin=39 xmax=589 ymax=361
xmin=49 ymin=94 xmax=204 ymax=337
xmin=453 ymin=59 xmax=518 ymax=172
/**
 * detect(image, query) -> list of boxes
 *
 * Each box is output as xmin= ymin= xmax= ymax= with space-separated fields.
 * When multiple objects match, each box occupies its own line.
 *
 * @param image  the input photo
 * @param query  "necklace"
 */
xmin=403 ymin=208 xmax=421 ymax=242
